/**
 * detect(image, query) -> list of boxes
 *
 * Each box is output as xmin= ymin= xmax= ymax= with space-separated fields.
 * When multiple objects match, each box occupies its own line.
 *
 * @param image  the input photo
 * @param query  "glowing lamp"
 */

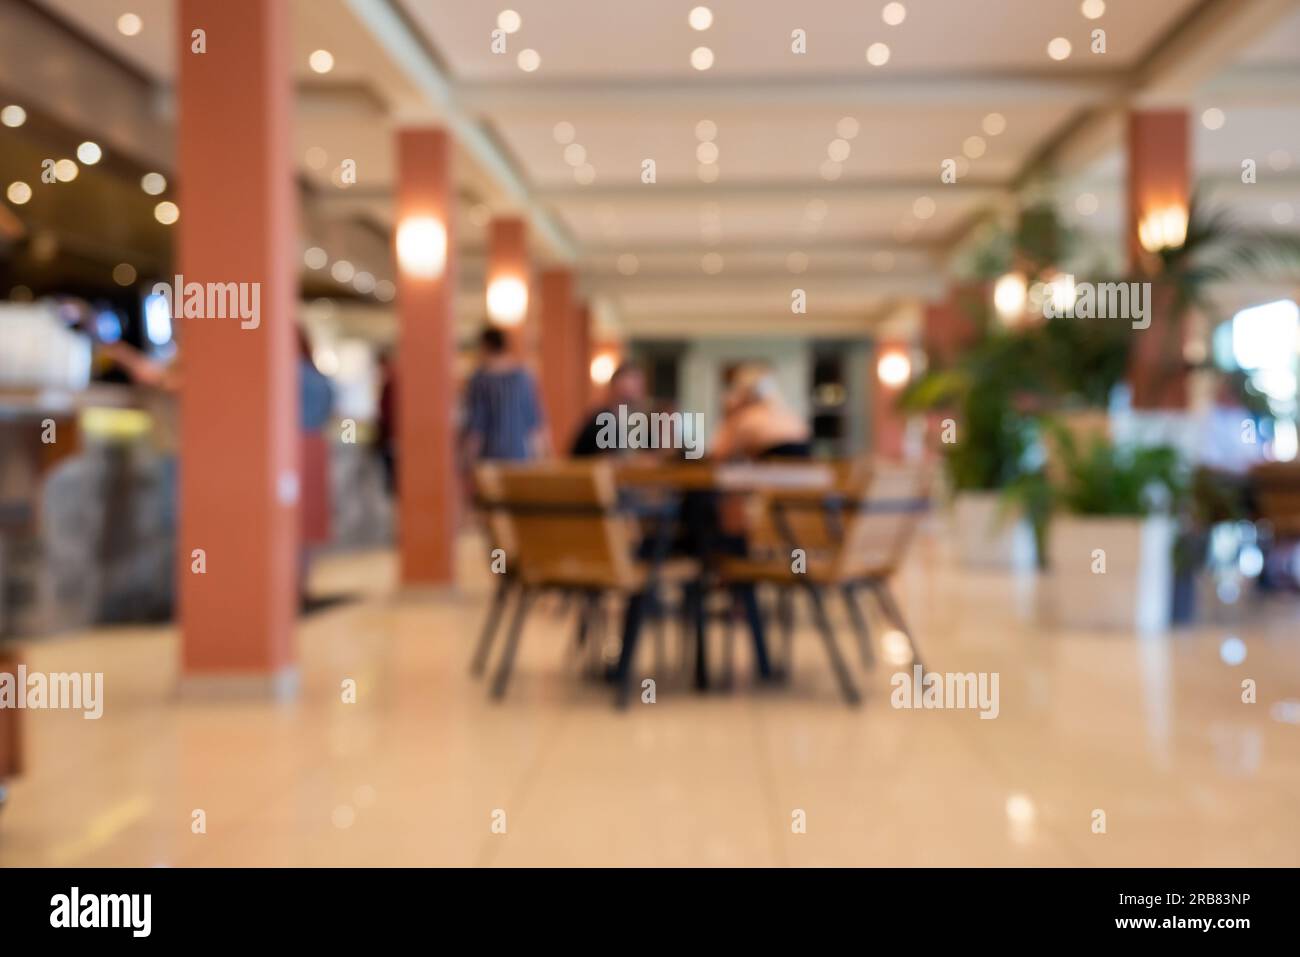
xmin=396 ymin=216 xmax=446 ymax=279
xmin=1137 ymin=205 xmax=1188 ymax=253
xmin=877 ymin=350 xmax=912 ymax=388
xmin=487 ymin=276 xmax=528 ymax=326
xmin=993 ymin=272 xmax=1028 ymax=323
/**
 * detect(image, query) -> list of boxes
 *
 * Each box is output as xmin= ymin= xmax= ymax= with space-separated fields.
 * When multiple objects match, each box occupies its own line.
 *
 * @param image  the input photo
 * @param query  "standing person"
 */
xmin=461 ymin=326 xmax=547 ymax=463
xmin=298 ymin=329 xmax=335 ymax=606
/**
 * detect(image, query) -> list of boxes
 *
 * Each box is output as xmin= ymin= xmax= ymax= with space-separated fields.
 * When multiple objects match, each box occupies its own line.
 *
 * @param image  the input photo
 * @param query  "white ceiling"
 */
xmin=15 ymin=0 xmax=1300 ymax=339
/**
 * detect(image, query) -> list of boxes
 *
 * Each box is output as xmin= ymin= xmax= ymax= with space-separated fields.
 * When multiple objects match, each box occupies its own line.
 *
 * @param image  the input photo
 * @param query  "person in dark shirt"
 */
xmin=571 ymin=361 xmax=648 ymax=457
xmin=461 ymin=326 xmax=547 ymax=462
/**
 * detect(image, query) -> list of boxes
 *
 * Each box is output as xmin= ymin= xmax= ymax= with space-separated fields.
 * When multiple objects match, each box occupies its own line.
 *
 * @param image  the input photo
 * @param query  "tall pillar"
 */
xmin=486 ymin=217 xmax=531 ymax=359
xmin=539 ymin=271 xmax=587 ymax=450
xmin=177 ymin=0 xmax=297 ymax=691
xmin=1127 ymin=110 xmax=1191 ymax=409
xmin=870 ymin=341 xmax=910 ymax=461
xmin=395 ymin=128 xmax=457 ymax=585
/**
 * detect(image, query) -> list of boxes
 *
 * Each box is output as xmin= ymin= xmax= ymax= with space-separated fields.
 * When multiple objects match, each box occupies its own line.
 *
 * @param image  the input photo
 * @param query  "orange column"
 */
xmin=538 ymin=270 xmax=587 ymax=451
xmin=870 ymin=342 xmax=910 ymax=461
xmin=177 ymin=0 xmax=297 ymax=690
xmin=486 ymin=217 xmax=531 ymax=359
xmin=1127 ymin=110 xmax=1190 ymax=409
xmin=395 ymin=129 xmax=457 ymax=585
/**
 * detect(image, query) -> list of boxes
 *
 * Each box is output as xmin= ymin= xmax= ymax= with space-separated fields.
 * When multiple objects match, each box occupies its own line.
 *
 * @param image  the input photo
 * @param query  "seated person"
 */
xmin=572 ymin=361 xmax=648 ymax=457
xmin=711 ymin=363 xmax=812 ymax=461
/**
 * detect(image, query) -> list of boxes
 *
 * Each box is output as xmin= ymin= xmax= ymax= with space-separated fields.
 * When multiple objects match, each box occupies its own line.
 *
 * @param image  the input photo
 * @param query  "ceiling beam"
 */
xmin=343 ymin=0 xmax=578 ymax=261
xmin=585 ymin=273 xmax=944 ymax=299
xmin=457 ymin=71 xmax=1124 ymax=114
xmin=535 ymin=178 xmax=1006 ymax=205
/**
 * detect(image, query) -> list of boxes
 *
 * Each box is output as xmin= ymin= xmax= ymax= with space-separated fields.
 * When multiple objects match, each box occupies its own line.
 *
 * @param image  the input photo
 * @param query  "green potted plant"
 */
xmin=1027 ymin=426 xmax=1185 ymax=632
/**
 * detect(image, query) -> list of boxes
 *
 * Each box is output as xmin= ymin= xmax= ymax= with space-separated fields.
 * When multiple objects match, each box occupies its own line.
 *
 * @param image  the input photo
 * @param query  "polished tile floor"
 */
xmin=3 ymin=525 xmax=1299 ymax=867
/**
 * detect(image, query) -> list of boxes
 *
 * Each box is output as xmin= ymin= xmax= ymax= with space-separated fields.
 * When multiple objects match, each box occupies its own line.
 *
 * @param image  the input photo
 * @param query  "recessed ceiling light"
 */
xmin=154 ymin=200 xmax=179 ymax=225
xmin=375 ymin=280 xmax=396 ymax=302
xmin=309 ymin=49 xmax=334 ymax=74
xmin=819 ymin=160 xmax=842 ymax=181
xmin=6 ymin=181 xmax=32 ymax=205
xmin=76 ymin=141 xmax=102 ymax=165
xmin=331 ymin=260 xmax=355 ymax=283
xmin=1081 ymin=0 xmax=1105 ymax=19
xmin=563 ymin=143 xmax=587 ymax=166
xmin=353 ymin=271 xmax=376 ymax=294
xmin=1075 ymin=192 xmax=1099 ymax=216
xmin=1 ymin=105 xmax=26 ymax=128
xmin=141 ymin=172 xmax=167 ymax=195
xmin=836 ymin=117 xmax=860 ymax=140
xmin=117 ymin=13 xmax=143 ymax=37
xmin=697 ymin=163 xmax=720 ymax=183
xmin=1047 ymin=37 xmax=1072 ymax=61
xmin=696 ymin=142 xmax=719 ymax=164
xmin=690 ymin=46 xmax=714 ymax=70
xmin=1271 ymin=203 xmax=1294 ymax=225
xmin=574 ymin=164 xmax=596 ymax=185
xmin=517 ymin=48 xmax=541 ymax=72
xmin=695 ymin=119 xmax=718 ymax=142
xmin=828 ymin=138 xmax=851 ymax=162
xmin=53 ymin=159 xmax=78 ymax=182
xmin=882 ymin=3 xmax=907 ymax=26
xmin=304 ymin=247 xmax=328 ymax=270
xmin=688 ymin=6 xmax=713 ymax=31
xmin=982 ymin=112 xmax=1006 ymax=136
xmin=866 ymin=42 xmax=891 ymax=66
xmin=962 ymin=135 xmax=987 ymax=159
xmin=497 ymin=9 xmax=522 ymax=34
xmin=1201 ymin=107 xmax=1225 ymax=130
xmin=553 ymin=121 xmax=576 ymax=144
xmin=113 ymin=263 xmax=137 ymax=286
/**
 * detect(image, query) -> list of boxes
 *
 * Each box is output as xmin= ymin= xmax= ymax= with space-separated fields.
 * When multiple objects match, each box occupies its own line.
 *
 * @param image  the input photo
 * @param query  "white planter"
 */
xmin=950 ymin=491 xmax=1036 ymax=570
xmin=1046 ymin=514 xmax=1175 ymax=633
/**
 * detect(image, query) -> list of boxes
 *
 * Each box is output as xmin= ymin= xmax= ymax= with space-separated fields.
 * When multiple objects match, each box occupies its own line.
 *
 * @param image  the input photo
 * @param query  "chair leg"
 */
xmin=490 ymin=586 xmax=534 ymax=700
xmin=803 ymin=583 xmax=861 ymax=705
xmin=777 ymin=587 xmax=795 ymax=674
xmin=689 ymin=581 xmax=709 ymax=691
xmin=841 ymin=583 xmax=876 ymax=671
xmin=733 ymin=583 xmax=773 ymax=680
xmin=613 ymin=590 xmax=649 ymax=708
xmin=870 ymin=579 xmax=924 ymax=671
xmin=470 ymin=576 xmax=513 ymax=677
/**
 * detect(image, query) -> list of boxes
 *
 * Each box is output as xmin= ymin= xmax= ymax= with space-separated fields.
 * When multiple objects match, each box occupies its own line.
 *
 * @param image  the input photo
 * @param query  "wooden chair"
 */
xmin=468 ymin=463 xmax=519 ymax=677
xmin=1251 ymin=462 xmax=1300 ymax=538
xmin=478 ymin=461 xmax=670 ymax=706
xmin=719 ymin=465 xmax=930 ymax=704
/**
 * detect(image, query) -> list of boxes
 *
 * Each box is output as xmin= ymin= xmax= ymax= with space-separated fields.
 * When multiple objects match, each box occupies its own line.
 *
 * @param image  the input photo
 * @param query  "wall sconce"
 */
xmin=993 ymin=271 xmax=1028 ymax=324
xmin=395 ymin=216 xmax=446 ymax=279
xmin=590 ymin=352 xmax=617 ymax=385
xmin=1138 ymin=205 xmax=1188 ymax=254
xmin=486 ymin=276 xmax=528 ymax=326
xmin=877 ymin=349 xmax=912 ymax=388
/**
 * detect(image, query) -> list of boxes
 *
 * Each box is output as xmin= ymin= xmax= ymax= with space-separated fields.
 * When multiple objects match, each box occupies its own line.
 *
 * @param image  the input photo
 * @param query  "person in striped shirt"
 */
xmin=461 ymin=326 xmax=547 ymax=462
